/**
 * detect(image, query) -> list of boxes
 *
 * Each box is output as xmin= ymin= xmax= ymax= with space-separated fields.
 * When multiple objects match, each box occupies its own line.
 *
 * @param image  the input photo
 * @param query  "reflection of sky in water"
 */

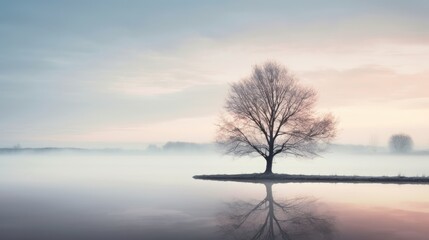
xmin=0 ymin=153 xmax=429 ymax=239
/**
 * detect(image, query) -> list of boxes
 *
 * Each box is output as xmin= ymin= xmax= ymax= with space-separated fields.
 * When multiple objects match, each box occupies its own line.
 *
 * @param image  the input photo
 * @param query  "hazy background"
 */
xmin=1 ymin=0 xmax=429 ymax=149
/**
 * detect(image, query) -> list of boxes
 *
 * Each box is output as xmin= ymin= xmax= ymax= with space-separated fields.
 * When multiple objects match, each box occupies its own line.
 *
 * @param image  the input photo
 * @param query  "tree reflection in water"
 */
xmin=218 ymin=183 xmax=335 ymax=240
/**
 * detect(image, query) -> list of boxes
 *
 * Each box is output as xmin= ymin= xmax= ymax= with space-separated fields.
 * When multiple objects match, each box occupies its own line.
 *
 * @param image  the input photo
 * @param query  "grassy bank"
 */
xmin=193 ymin=173 xmax=429 ymax=184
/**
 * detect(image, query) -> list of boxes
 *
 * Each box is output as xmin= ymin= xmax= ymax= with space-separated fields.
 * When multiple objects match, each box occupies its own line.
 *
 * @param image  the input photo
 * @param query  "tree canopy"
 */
xmin=389 ymin=134 xmax=413 ymax=153
xmin=217 ymin=61 xmax=336 ymax=174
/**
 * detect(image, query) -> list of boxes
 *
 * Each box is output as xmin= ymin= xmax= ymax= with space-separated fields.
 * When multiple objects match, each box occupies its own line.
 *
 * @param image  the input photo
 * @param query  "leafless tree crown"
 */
xmin=389 ymin=134 xmax=413 ymax=153
xmin=217 ymin=61 xmax=336 ymax=160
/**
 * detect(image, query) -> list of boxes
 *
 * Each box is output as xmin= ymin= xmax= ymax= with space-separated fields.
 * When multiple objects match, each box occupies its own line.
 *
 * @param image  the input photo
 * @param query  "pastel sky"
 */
xmin=1 ymin=0 xmax=429 ymax=148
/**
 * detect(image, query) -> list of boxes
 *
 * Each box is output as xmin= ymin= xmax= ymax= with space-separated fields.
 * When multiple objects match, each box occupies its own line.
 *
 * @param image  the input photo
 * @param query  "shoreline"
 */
xmin=193 ymin=173 xmax=429 ymax=184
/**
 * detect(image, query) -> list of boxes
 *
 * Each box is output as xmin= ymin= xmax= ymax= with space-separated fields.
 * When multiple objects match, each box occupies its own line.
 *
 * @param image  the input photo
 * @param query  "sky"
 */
xmin=1 ymin=0 xmax=429 ymax=148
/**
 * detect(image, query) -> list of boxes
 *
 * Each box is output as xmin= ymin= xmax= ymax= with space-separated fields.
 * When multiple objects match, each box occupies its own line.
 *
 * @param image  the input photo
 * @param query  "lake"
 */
xmin=0 ymin=152 xmax=428 ymax=239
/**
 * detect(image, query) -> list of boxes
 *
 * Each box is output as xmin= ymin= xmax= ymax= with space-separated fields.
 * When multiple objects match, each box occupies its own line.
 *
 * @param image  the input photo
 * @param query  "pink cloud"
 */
xmin=299 ymin=65 xmax=429 ymax=108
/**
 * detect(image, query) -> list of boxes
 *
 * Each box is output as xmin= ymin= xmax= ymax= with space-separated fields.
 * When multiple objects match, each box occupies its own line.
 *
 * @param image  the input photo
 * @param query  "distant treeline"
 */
xmin=0 ymin=142 xmax=428 ymax=155
xmin=0 ymin=142 xmax=216 ymax=155
xmin=0 ymin=147 xmax=124 ymax=155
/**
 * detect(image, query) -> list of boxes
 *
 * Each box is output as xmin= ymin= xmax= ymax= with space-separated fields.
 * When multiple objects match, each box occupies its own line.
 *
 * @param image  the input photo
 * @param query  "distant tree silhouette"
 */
xmin=218 ymin=183 xmax=335 ymax=240
xmin=217 ymin=61 xmax=336 ymax=174
xmin=389 ymin=134 xmax=413 ymax=153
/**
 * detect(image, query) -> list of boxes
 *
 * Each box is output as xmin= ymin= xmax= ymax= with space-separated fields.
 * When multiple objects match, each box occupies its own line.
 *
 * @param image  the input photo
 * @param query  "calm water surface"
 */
xmin=0 ymin=153 xmax=428 ymax=239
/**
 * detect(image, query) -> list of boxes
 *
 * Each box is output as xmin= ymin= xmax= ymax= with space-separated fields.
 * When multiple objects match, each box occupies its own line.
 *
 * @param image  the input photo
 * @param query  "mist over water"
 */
xmin=0 ymin=152 xmax=428 ymax=239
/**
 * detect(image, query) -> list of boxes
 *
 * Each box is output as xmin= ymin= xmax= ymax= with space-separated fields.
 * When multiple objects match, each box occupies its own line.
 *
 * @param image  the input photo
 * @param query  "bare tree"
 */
xmin=218 ymin=183 xmax=335 ymax=240
xmin=217 ymin=61 xmax=336 ymax=174
xmin=389 ymin=134 xmax=413 ymax=153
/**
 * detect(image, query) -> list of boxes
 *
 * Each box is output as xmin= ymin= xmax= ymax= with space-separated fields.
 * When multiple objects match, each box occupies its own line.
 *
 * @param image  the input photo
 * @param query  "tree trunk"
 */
xmin=264 ymin=156 xmax=273 ymax=174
